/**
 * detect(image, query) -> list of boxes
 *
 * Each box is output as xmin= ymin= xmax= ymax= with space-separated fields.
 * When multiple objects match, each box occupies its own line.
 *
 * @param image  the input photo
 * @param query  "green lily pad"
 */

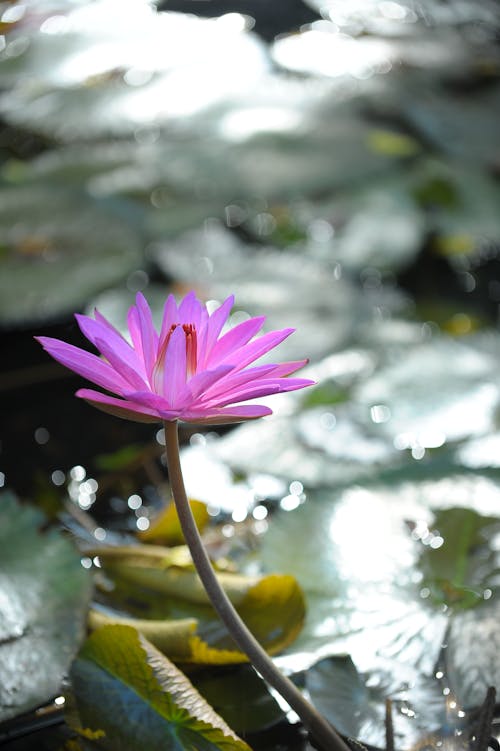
xmin=412 ymin=161 xmax=500 ymax=255
xmin=10 ymin=146 xmax=226 ymax=239
xmin=0 ymin=493 xmax=91 ymax=721
xmin=416 ymin=507 xmax=500 ymax=609
xmin=0 ymin=3 xmax=268 ymax=139
xmin=255 ymin=473 xmax=500 ymax=679
xmin=306 ymin=655 xmax=447 ymax=750
xmin=353 ymin=337 xmax=500 ymax=449
xmin=68 ymin=624 xmax=251 ymax=750
xmin=306 ymin=181 xmax=425 ymax=273
xmin=444 ymin=597 xmax=500 ymax=709
xmin=0 ymin=184 xmax=143 ymax=325
xmin=190 ymin=665 xmax=284 ymax=735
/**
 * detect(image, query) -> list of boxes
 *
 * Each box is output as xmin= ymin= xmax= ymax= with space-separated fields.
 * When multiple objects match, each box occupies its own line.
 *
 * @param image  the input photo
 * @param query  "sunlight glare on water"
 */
xmin=328 ymin=486 xmax=415 ymax=582
xmin=272 ymin=23 xmax=394 ymax=79
xmin=32 ymin=0 xmax=269 ymax=124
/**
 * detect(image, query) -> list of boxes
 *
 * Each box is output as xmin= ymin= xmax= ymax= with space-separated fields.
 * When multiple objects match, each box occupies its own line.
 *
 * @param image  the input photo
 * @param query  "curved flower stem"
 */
xmin=163 ymin=420 xmax=350 ymax=751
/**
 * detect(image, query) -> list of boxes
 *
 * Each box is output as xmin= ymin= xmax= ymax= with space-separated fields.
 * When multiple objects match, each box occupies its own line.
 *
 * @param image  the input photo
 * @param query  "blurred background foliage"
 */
xmin=2 ymin=0 xmax=500 ymax=749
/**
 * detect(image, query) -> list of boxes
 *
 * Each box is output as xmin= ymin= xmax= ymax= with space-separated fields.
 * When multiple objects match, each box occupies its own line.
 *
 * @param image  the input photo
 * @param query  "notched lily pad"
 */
xmin=0 ymin=493 xmax=92 ymax=721
xmin=256 ymin=474 xmax=500 ymax=679
xmin=68 ymin=624 xmax=251 ymax=751
xmin=306 ymin=655 xmax=448 ymax=751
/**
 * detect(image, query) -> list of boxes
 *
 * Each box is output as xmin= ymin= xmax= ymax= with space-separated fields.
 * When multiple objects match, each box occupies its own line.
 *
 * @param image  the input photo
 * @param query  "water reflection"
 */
xmin=273 ymin=25 xmax=394 ymax=80
xmin=256 ymin=471 xmax=500 ymax=746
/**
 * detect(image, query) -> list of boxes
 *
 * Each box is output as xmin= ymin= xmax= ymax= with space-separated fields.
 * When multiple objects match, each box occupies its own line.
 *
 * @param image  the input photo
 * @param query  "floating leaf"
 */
xmin=0 ymin=493 xmax=91 ymax=721
xmin=256 ymin=474 xmax=500 ymax=678
xmin=138 ymin=499 xmax=209 ymax=546
xmin=354 ymin=337 xmax=500 ymax=449
xmin=88 ymin=609 xmax=199 ymax=663
xmin=88 ymin=608 xmax=250 ymax=666
xmin=94 ymin=545 xmax=256 ymax=605
xmin=445 ymin=597 xmax=500 ymax=709
xmin=191 ymin=665 xmax=284 ymax=735
xmin=0 ymin=185 xmax=143 ymax=325
xmin=92 ymin=544 xmax=305 ymax=662
xmin=68 ymin=624 xmax=251 ymax=751
xmin=416 ymin=507 xmax=500 ymax=609
xmin=306 ymin=655 xmax=447 ymax=751
xmin=213 ymin=407 xmax=403 ymax=490
xmin=314 ymin=180 xmax=425 ymax=273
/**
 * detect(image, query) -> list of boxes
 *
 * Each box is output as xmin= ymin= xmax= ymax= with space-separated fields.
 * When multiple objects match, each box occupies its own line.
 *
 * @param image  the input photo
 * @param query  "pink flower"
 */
xmin=36 ymin=291 xmax=314 ymax=425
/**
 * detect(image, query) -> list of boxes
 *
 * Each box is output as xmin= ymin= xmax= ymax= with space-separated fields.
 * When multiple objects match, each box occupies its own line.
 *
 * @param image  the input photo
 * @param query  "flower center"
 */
xmin=154 ymin=322 xmax=198 ymax=389
xmin=181 ymin=323 xmax=197 ymax=377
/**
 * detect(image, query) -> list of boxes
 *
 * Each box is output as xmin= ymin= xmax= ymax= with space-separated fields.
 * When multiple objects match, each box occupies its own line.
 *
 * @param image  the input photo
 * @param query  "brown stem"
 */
xmin=164 ymin=420 xmax=350 ymax=751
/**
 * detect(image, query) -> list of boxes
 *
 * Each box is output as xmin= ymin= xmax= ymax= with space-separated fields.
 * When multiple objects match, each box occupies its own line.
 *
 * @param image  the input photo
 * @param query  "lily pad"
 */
xmin=306 ymin=655 xmax=447 ymax=750
xmin=11 ymin=145 xmax=228 ymax=238
xmin=0 ymin=3 xmax=269 ymax=138
xmin=90 ymin=544 xmax=305 ymax=662
xmin=309 ymin=181 xmax=425 ymax=273
xmin=353 ymin=336 xmax=500 ymax=450
xmin=445 ymin=597 xmax=500 ymax=710
xmin=68 ymin=624 xmax=251 ymax=750
xmin=138 ymin=499 xmax=209 ymax=546
xmin=412 ymin=161 xmax=500 ymax=256
xmin=0 ymin=493 xmax=91 ymax=721
xmin=416 ymin=507 xmax=500 ymax=609
xmin=151 ymin=223 xmax=360 ymax=364
xmin=0 ymin=184 xmax=143 ymax=325
xmin=255 ymin=473 xmax=500 ymax=679
xmin=190 ymin=665 xmax=284 ymax=735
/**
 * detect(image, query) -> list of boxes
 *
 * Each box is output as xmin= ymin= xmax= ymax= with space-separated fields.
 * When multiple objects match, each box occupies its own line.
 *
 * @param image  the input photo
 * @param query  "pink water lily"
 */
xmin=37 ymin=291 xmax=314 ymax=425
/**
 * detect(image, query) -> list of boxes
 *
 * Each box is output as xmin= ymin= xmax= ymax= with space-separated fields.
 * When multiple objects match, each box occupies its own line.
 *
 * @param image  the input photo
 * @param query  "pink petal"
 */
xmin=76 ymin=315 xmax=147 ymax=381
xmin=213 ymin=376 xmax=315 ymax=407
xmin=185 ymin=365 xmax=234 ymax=401
xmin=158 ymin=294 xmax=178 ymax=350
xmin=135 ymin=293 xmax=159 ymax=377
xmin=198 ymin=294 xmax=234 ymax=365
xmin=265 ymin=359 xmax=309 ymax=377
xmin=94 ymin=337 xmax=149 ymax=392
xmin=178 ymin=290 xmax=204 ymax=328
xmin=76 ymin=389 xmax=164 ymax=423
xmin=127 ymin=306 xmax=143 ymax=356
xmin=36 ymin=337 xmax=129 ymax=394
xmin=121 ymin=390 xmax=172 ymax=412
xmin=162 ymin=324 xmax=187 ymax=406
xmin=206 ymin=316 xmax=266 ymax=368
xmin=200 ymin=363 xmax=277 ymax=402
xmin=219 ymin=328 xmax=295 ymax=371
xmin=93 ymin=308 xmax=128 ymax=339
xmin=181 ymin=403 xmax=272 ymax=424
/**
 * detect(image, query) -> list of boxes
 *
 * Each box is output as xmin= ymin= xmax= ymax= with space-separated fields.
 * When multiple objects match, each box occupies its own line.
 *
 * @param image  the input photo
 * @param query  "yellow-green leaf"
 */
xmin=93 ymin=544 xmax=257 ymax=605
xmin=138 ymin=499 xmax=209 ymax=546
xmin=366 ymin=129 xmax=420 ymax=157
xmin=89 ymin=545 xmax=306 ymax=664
xmin=88 ymin=610 xmax=198 ymax=662
xmin=68 ymin=624 xmax=251 ymax=751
